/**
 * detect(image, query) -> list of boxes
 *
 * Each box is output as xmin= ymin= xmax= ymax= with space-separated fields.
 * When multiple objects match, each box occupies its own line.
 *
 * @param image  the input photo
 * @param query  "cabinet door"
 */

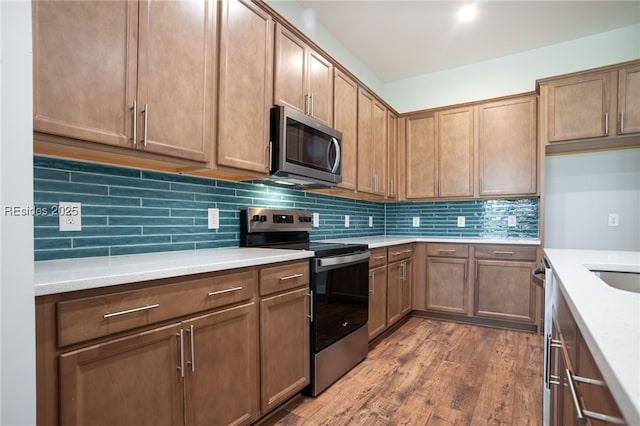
xmin=475 ymin=260 xmax=536 ymax=323
xmin=387 ymin=111 xmax=398 ymax=199
xmin=368 ymin=266 xmax=388 ymax=341
xmin=357 ymin=89 xmax=375 ymax=194
xmin=405 ymin=113 xmax=437 ymax=199
xmin=184 ymin=302 xmax=259 ymax=426
xmin=479 ymin=96 xmax=537 ymax=196
xmin=372 ymin=99 xmax=388 ymax=195
xmin=308 ymin=50 xmax=334 ymax=125
xmin=387 ymin=261 xmax=402 ymax=326
xmin=400 ymin=259 xmax=412 ymax=317
xmin=136 ymin=0 xmax=215 ymax=162
xmin=217 ymin=0 xmax=273 ymax=173
xmin=260 ymin=287 xmax=310 ymax=414
xmin=33 ymin=0 xmax=138 ymax=148
xmin=546 ymin=72 xmax=611 ymax=142
xmin=426 ymin=257 xmax=468 ymax=314
xmin=618 ymin=65 xmax=640 ymax=135
xmin=438 ymin=107 xmax=474 ymax=198
xmin=274 ymin=24 xmax=306 ymax=113
xmin=59 ymin=324 xmax=184 ymax=426
xmin=334 ymin=70 xmax=358 ymax=190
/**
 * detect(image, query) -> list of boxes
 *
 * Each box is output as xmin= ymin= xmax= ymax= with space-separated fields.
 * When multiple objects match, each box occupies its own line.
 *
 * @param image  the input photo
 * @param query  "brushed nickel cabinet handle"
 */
xmin=142 ymin=103 xmax=148 ymax=146
xmin=621 ymin=111 xmax=625 ymax=133
xmin=493 ymin=251 xmax=515 ymax=256
xmin=308 ymin=290 xmax=314 ymax=322
xmin=208 ymin=286 xmax=242 ymax=297
xmin=565 ymin=368 xmax=585 ymax=423
xmin=605 ymin=112 xmax=609 ymax=136
xmin=279 ymin=273 xmax=303 ymax=281
xmin=372 ymin=256 xmax=386 ymax=260
xmin=177 ymin=329 xmax=185 ymax=378
xmin=132 ymin=100 xmax=137 ymax=146
xmin=187 ymin=325 xmax=195 ymax=373
xmin=437 ymin=249 xmax=456 ymax=254
xmin=103 ymin=303 xmax=159 ymax=319
xmin=370 ymin=271 xmax=376 ymax=296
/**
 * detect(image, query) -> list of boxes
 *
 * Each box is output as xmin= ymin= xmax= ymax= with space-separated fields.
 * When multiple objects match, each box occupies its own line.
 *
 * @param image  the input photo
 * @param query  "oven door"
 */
xmin=311 ymin=251 xmax=370 ymax=353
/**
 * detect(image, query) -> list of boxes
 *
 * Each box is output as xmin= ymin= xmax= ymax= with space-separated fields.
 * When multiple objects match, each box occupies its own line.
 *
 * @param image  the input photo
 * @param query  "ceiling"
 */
xmin=296 ymin=0 xmax=640 ymax=82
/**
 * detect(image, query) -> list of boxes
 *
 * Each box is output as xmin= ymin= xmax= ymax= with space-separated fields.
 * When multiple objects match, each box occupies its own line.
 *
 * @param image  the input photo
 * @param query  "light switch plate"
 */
xmin=457 ymin=216 xmax=465 ymax=228
xmin=58 ymin=202 xmax=81 ymax=231
xmin=412 ymin=217 xmax=420 ymax=227
xmin=508 ymin=215 xmax=517 ymax=227
xmin=208 ymin=208 xmax=219 ymax=229
xmin=608 ymin=213 xmax=619 ymax=227
xmin=344 ymin=215 xmax=350 ymax=228
xmin=313 ymin=212 xmax=320 ymax=227
xmin=369 ymin=216 xmax=373 ymax=227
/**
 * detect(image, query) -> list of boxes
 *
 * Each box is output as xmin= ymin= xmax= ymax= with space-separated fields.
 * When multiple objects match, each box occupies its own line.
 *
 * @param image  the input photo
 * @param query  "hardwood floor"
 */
xmin=263 ymin=317 xmax=543 ymax=425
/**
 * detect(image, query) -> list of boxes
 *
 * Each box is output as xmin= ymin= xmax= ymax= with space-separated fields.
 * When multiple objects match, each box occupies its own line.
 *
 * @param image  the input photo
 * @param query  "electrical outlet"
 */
xmin=457 ymin=216 xmax=465 ymax=228
xmin=313 ymin=212 xmax=320 ymax=227
xmin=369 ymin=216 xmax=373 ymax=227
xmin=608 ymin=213 xmax=619 ymax=227
xmin=207 ymin=208 xmax=219 ymax=230
xmin=508 ymin=215 xmax=517 ymax=227
xmin=344 ymin=215 xmax=350 ymax=228
xmin=58 ymin=202 xmax=81 ymax=231
xmin=412 ymin=217 xmax=420 ymax=227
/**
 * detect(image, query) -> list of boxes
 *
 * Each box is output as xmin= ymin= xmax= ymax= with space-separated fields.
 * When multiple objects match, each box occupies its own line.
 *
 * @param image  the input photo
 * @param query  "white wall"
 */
xmin=384 ymin=24 xmax=640 ymax=112
xmin=544 ymin=148 xmax=640 ymax=251
xmin=264 ymin=0 xmax=384 ymax=95
xmin=0 ymin=1 xmax=36 ymax=425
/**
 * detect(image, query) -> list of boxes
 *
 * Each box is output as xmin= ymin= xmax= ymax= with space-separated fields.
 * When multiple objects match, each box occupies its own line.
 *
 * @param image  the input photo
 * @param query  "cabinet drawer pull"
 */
xmin=373 ymin=256 xmax=386 ymax=260
xmin=566 ymin=369 xmax=626 ymax=425
xmin=103 ymin=303 xmax=159 ymax=319
xmin=279 ymin=273 xmax=303 ymax=281
xmin=207 ymin=286 xmax=242 ymax=297
xmin=573 ymin=375 xmax=606 ymax=387
xmin=437 ymin=249 xmax=456 ymax=254
xmin=493 ymin=251 xmax=515 ymax=256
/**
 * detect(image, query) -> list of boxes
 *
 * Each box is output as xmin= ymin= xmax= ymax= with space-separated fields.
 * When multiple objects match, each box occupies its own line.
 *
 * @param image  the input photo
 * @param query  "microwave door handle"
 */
xmin=328 ymin=137 xmax=341 ymax=173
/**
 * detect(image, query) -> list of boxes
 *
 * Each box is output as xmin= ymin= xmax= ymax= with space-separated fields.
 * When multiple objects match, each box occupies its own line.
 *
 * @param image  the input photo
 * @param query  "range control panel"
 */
xmin=243 ymin=207 xmax=312 ymax=233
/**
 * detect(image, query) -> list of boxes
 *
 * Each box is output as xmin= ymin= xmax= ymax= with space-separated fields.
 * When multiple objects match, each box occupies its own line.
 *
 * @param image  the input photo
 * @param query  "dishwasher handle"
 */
xmin=531 ymin=267 xmax=545 ymax=288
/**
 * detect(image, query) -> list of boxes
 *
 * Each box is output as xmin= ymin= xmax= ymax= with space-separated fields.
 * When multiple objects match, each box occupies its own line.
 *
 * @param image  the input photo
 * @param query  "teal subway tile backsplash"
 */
xmin=34 ymin=156 xmax=538 ymax=261
xmin=33 ymin=156 xmax=384 ymax=260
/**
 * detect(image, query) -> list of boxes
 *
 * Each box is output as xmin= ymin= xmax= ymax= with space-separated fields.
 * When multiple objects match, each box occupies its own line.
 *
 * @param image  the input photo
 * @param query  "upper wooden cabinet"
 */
xmin=274 ymin=23 xmax=334 ymax=125
xmin=217 ymin=0 xmax=273 ymax=174
xmin=538 ymin=60 xmax=640 ymax=153
xmin=387 ymin=111 xmax=399 ymax=199
xmin=357 ymin=88 xmax=387 ymax=196
xmin=334 ymin=70 xmax=358 ymax=191
xmin=618 ymin=64 xmax=640 ymax=136
xmin=33 ymin=0 xmax=216 ymax=163
xmin=405 ymin=106 xmax=475 ymax=199
xmin=478 ymin=95 xmax=537 ymax=196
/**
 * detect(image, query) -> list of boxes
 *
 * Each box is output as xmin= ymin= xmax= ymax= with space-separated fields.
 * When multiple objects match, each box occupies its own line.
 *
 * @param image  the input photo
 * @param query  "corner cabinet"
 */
xmin=538 ymin=59 xmax=640 ymax=153
xmin=216 ymin=0 xmax=273 ymax=174
xmin=33 ymin=0 xmax=216 ymax=163
xmin=274 ymin=23 xmax=334 ymax=125
xmin=405 ymin=106 xmax=475 ymax=199
xmin=478 ymin=95 xmax=537 ymax=196
xmin=357 ymin=88 xmax=387 ymax=196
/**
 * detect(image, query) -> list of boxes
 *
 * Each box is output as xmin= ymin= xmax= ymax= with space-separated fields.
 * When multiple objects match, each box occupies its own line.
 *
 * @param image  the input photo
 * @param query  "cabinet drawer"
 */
xmin=387 ymin=244 xmax=413 ymax=262
xmin=369 ymin=248 xmax=388 ymax=268
xmin=474 ymin=244 xmax=537 ymax=261
xmin=426 ymin=243 xmax=469 ymax=258
xmin=57 ymin=270 xmax=257 ymax=347
xmin=260 ymin=261 xmax=310 ymax=296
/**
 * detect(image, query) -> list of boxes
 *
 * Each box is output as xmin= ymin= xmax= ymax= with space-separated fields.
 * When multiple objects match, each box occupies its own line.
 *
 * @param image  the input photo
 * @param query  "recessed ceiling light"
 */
xmin=458 ymin=4 xmax=477 ymax=22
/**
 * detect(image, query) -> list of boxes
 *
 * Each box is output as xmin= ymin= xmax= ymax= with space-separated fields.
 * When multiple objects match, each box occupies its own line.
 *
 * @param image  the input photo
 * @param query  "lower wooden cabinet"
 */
xmin=259 ymin=286 xmax=310 ymax=414
xmin=387 ymin=246 xmax=413 ymax=326
xmin=37 ymin=261 xmax=310 ymax=426
xmin=368 ymin=264 xmax=388 ymax=340
xmin=425 ymin=244 xmax=470 ymax=315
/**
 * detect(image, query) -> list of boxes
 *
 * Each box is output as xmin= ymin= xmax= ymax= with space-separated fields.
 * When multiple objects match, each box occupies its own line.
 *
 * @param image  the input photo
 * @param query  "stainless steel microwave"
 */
xmin=269 ymin=105 xmax=342 ymax=187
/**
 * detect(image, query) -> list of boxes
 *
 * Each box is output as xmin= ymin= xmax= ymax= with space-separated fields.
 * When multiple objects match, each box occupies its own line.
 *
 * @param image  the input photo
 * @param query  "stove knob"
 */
xmin=260 ymin=215 xmax=267 ymax=222
xmin=252 ymin=215 xmax=260 ymax=222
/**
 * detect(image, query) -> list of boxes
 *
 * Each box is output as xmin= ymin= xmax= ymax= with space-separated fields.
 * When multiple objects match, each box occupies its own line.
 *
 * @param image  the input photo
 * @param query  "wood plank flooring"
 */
xmin=263 ymin=317 xmax=543 ymax=425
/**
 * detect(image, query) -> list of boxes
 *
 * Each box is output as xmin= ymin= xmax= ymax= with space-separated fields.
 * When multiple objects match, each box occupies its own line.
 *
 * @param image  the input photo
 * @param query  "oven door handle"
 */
xmin=314 ymin=251 xmax=370 ymax=272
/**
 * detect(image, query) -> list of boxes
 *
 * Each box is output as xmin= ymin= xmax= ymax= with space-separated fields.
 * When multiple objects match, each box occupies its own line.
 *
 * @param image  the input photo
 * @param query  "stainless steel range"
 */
xmin=240 ymin=207 xmax=370 ymax=396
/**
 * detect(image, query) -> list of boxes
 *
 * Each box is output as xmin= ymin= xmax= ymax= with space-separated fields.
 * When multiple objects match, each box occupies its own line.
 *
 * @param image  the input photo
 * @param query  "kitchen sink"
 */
xmin=591 ymin=270 xmax=640 ymax=294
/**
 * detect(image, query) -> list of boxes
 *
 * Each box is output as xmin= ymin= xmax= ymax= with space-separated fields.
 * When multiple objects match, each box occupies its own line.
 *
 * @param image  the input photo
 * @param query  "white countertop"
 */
xmin=544 ymin=248 xmax=640 ymax=425
xmin=34 ymin=236 xmax=540 ymax=296
xmin=322 ymin=235 xmax=541 ymax=248
xmin=34 ymin=247 xmax=314 ymax=296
